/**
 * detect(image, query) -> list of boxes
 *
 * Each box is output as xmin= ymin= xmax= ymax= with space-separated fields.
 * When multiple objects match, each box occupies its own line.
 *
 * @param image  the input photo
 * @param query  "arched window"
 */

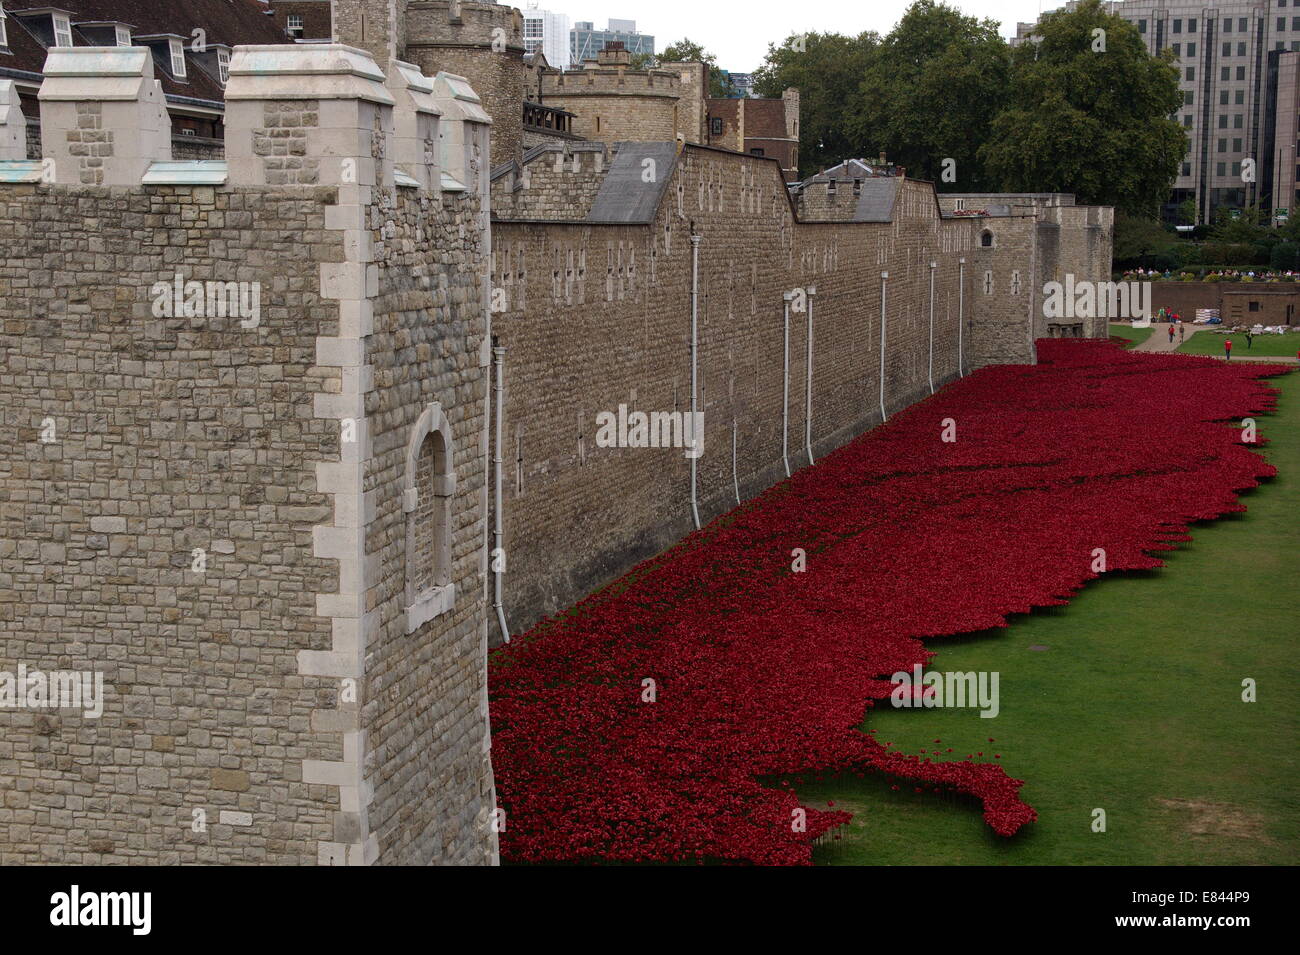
xmin=980 ymin=229 xmax=994 ymax=248
xmin=404 ymin=403 xmax=456 ymax=634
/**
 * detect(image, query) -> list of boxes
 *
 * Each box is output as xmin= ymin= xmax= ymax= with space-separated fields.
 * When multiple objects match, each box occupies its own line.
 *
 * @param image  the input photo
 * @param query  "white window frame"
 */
xmin=169 ymin=38 xmax=186 ymax=78
xmin=217 ymin=48 xmax=230 ymax=85
xmin=52 ymin=12 xmax=73 ymax=47
xmin=115 ymin=24 xmax=130 ymax=47
xmin=0 ymin=6 xmax=8 ymax=49
xmin=287 ymin=14 xmax=304 ymax=36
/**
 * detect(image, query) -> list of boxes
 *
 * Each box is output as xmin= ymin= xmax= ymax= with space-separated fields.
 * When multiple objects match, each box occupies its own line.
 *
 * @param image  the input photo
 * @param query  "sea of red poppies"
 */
xmin=488 ymin=340 xmax=1292 ymax=865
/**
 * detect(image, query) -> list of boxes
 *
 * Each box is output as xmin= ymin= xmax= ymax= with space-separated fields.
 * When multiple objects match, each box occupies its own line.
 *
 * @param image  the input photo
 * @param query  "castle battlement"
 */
xmin=407 ymin=0 xmax=524 ymax=52
xmin=543 ymin=69 xmax=682 ymax=100
xmin=25 ymin=43 xmax=489 ymax=197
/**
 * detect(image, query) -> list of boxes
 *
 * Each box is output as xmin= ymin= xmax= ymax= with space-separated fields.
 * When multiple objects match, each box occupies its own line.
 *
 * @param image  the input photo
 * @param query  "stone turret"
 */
xmin=403 ymin=0 xmax=524 ymax=167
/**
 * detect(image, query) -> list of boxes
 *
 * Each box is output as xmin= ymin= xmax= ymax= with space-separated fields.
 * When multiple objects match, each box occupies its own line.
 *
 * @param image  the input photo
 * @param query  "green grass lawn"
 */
xmin=805 ymin=374 xmax=1299 ymax=866
xmin=1179 ymin=331 xmax=1300 ymax=358
xmin=1109 ymin=323 xmax=1154 ymax=349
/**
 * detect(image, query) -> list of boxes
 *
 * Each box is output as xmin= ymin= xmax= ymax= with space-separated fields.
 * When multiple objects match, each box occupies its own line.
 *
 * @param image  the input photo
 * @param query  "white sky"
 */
xmin=538 ymin=0 xmax=1070 ymax=72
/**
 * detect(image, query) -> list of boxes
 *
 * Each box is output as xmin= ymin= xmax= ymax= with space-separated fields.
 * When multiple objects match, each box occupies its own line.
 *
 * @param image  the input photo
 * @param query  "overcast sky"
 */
xmin=539 ymin=0 xmax=1072 ymax=72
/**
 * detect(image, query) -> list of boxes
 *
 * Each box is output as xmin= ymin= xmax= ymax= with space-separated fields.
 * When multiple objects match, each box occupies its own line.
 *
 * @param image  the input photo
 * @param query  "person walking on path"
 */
xmin=1168 ymin=323 xmax=1176 ymax=344
xmin=1179 ymin=323 xmax=1185 ymax=342
xmin=1225 ymin=338 xmax=1233 ymax=360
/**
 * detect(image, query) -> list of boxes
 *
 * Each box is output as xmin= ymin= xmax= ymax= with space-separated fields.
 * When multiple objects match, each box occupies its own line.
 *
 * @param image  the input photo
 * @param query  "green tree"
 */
xmin=1113 ymin=212 xmax=1175 ymax=266
xmin=752 ymin=31 xmax=878 ymax=178
xmin=850 ymin=0 xmax=1010 ymax=190
xmin=1177 ymin=197 xmax=1197 ymax=226
xmin=979 ymin=0 xmax=1185 ymax=215
xmin=660 ymin=39 xmax=733 ymax=97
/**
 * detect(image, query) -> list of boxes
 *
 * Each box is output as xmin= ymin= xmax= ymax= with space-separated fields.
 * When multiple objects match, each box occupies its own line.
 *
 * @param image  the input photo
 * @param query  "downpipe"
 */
xmin=879 ymin=271 xmax=888 ymax=423
xmin=492 ymin=346 xmax=510 ymax=644
xmin=782 ymin=290 xmax=793 ymax=478
xmin=689 ymin=233 xmax=702 ymax=530
xmin=805 ymin=285 xmax=816 ymax=465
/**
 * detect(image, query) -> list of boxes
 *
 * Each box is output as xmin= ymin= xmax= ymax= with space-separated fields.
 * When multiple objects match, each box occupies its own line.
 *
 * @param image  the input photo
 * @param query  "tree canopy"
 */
xmin=978 ymin=0 xmax=1185 ymax=215
xmin=748 ymin=0 xmax=1186 ymax=215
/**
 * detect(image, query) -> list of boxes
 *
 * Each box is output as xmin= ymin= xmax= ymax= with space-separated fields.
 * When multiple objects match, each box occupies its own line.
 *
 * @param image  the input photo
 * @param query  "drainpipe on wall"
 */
xmin=781 ymin=290 xmax=794 ymax=477
xmin=492 ymin=346 xmax=510 ymax=644
xmin=879 ymin=272 xmax=889 ymax=423
xmin=928 ymin=262 xmax=936 ymax=394
xmin=689 ymin=232 xmax=702 ymax=530
xmin=804 ymin=285 xmax=817 ymax=465
xmin=731 ymin=418 xmax=741 ymax=505
xmin=958 ymin=257 xmax=966 ymax=377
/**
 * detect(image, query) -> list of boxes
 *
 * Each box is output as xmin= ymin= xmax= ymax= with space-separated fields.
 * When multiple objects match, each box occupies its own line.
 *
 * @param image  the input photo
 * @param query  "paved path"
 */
xmin=1127 ymin=322 xmax=1300 ymax=363
xmin=1133 ymin=322 xmax=1196 ymax=353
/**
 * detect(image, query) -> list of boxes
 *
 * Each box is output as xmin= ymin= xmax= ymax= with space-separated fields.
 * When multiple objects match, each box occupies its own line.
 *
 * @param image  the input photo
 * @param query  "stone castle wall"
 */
xmin=0 ymin=183 xmax=343 ymax=863
xmin=490 ymin=142 xmax=612 ymax=220
xmin=486 ymin=145 xmax=1063 ymax=636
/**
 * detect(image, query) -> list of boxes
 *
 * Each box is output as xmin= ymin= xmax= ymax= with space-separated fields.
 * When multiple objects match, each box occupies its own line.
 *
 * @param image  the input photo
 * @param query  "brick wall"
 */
xmin=1151 ymin=281 xmax=1300 ymax=326
xmin=490 ymin=143 xmax=611 ymax=221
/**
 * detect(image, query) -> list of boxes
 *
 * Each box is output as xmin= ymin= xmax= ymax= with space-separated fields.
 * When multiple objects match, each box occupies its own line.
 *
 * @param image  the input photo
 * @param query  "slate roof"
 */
xmin=586 ymin=141 xmax=679 ymax=224
xmin=0 ymin=0 xmax=289 ymax=106
xmin=852 ymin=177 xmax=900 ymax=222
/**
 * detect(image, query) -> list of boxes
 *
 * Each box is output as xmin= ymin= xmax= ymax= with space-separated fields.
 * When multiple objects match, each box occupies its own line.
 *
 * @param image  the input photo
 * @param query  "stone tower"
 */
xmin=1 ymin=42 xmax=499 ymax=865
xmin=332 ymin=0 xmax=409 ymax=70
xmin=403 ymin=1 xmax=525 ymax=167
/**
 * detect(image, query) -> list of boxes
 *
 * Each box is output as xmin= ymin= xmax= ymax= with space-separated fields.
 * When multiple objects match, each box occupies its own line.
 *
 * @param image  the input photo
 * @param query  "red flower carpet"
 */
xmin=489 ymin=340 xmax=1292 ymax=864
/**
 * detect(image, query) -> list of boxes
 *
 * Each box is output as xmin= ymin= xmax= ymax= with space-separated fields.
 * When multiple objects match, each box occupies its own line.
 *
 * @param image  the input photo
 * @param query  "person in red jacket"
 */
xmin=1224 ymin=338 xmax=1233 ymax=360
xmin=1168 ymin=323 xmax=1176 ymax=344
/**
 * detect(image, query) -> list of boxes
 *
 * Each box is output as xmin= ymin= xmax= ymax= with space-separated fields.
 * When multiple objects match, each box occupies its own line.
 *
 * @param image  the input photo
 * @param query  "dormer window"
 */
xmin=287 ymin=14 xmax=304 ymax=38
xmin=169 ymin=38 xmax=186 ymax=78
xmin=217 ymin=48 xmax=230 ymax=85
xmin=52 ymin=12 xmax=72 ymax=47
xmin=115 ymin=24 xmax=130 ymax=47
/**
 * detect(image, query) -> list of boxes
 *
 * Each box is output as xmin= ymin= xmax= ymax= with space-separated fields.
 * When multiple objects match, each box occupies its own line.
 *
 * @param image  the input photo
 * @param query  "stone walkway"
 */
xmin=1130 ymin=323 xmax=1300 ymax=363
xmin=1134 ymin=322 xmax=1195 ymax=353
